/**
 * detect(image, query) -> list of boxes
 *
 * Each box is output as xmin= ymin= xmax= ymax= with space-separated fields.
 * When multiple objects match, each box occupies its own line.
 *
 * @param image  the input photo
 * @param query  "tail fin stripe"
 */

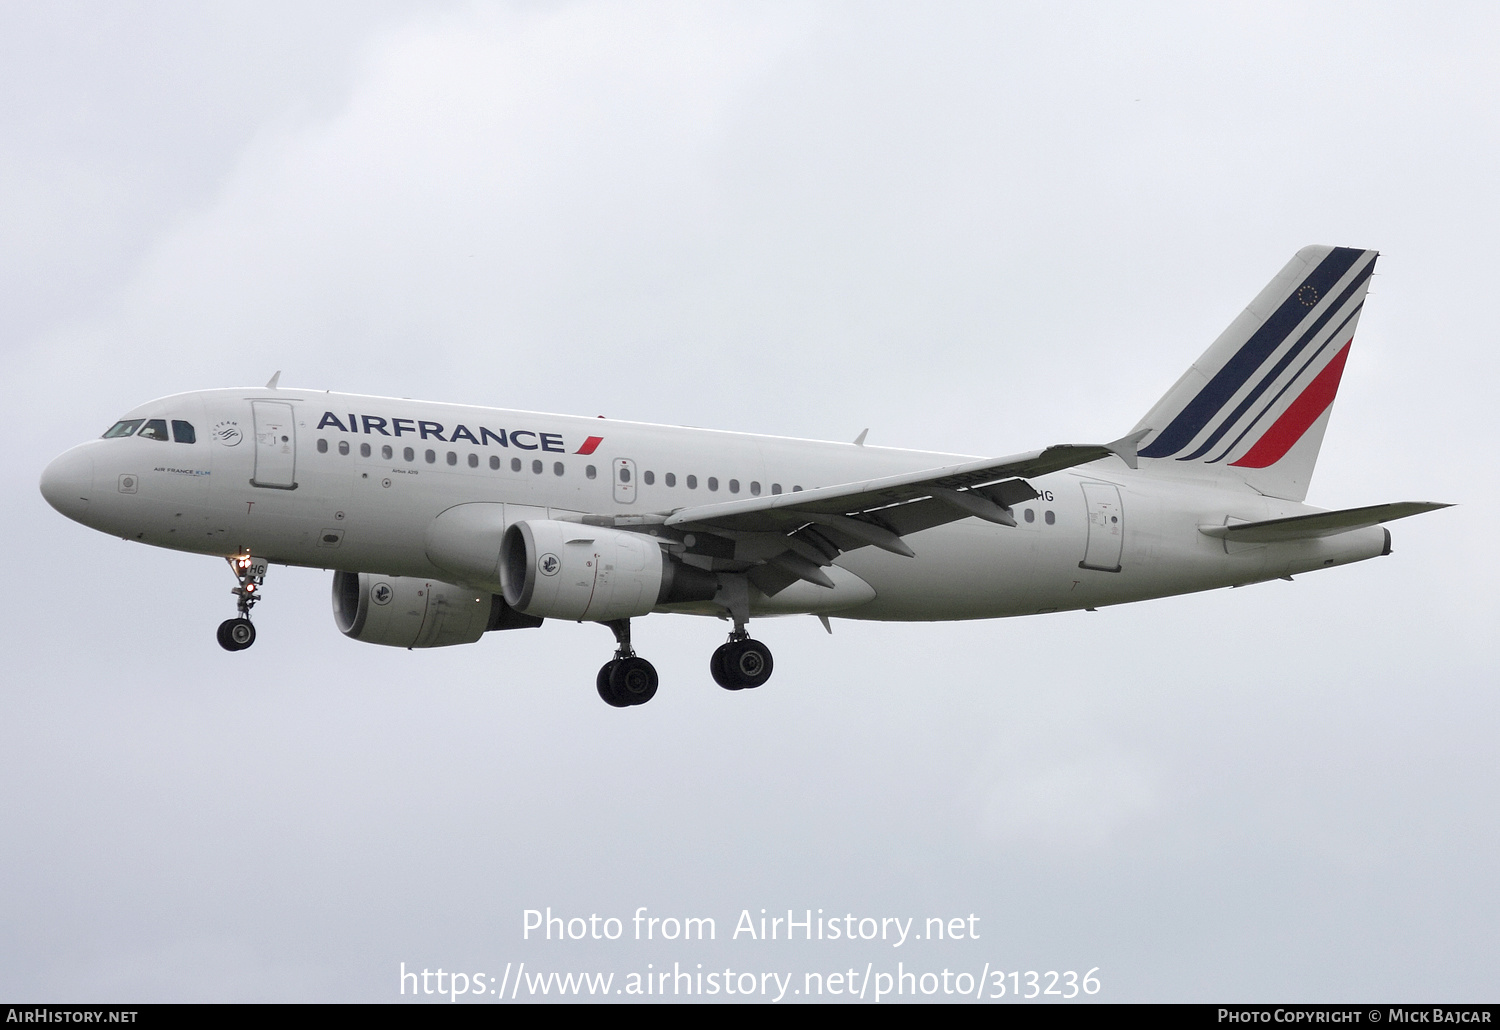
xmin=1229 ymin=341 xmax=1352 ymax=469
xmin=1138 ymin=246 xmax=1365 ymax=459
xmin=1177 ymin=261 xmax=1373 ymax=461
xmin=1205 ymin=302 xmax=1362 ymax=464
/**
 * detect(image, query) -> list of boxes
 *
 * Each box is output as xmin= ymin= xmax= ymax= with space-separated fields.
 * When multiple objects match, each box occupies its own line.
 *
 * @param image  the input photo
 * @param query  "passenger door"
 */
xmin=612 ymin=458 xmax=636 ymax=505
xmin=1079 ymin=482 xmax=1124 ymax=572
xmin=250 ymin=400 xmax=298 ymax=489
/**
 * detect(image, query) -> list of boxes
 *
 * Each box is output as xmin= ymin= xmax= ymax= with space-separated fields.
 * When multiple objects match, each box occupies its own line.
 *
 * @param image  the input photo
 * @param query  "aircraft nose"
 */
xmin=40 ymin=446 xmax=94 ymax=521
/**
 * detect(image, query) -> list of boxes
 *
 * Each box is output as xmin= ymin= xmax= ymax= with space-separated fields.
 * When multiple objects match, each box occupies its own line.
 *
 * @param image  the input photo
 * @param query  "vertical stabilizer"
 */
xmin=1132 ymin=246 xmax=1378 ymax=501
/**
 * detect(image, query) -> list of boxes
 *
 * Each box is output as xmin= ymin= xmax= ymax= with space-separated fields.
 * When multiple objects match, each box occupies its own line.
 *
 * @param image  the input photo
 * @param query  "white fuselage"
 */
xmin=40 ymin=386 xmax=1388 ymax=624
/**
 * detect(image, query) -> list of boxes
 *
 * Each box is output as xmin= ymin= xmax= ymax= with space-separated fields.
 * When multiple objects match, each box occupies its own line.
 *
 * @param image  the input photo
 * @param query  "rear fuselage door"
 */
xmin=1079 ymin=482 xmax=1123 ymax=572
xmin=612 ymin=458 xmax=636 ymax=505
xmin=250 ymin=400 xmax=298 ymax=489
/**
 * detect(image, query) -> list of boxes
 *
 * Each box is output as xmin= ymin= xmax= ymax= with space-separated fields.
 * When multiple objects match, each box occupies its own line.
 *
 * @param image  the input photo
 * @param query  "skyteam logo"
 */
xmin=371 ymin=582 xmax=393 ymax=605
xmin=538 ymin=553 xmax=560 ymax=577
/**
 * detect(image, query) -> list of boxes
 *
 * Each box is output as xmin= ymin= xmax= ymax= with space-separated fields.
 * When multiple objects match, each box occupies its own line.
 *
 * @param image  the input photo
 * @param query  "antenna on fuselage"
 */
xmin=265 ymin=371 xmax=281 ymax=390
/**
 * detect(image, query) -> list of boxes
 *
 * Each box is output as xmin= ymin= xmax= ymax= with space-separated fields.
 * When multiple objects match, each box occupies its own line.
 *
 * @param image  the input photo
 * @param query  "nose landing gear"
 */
xmin=596 ymin=619 xmax=659 ymax=707
xmin=217 ymin=554 xmax=267 ymax=652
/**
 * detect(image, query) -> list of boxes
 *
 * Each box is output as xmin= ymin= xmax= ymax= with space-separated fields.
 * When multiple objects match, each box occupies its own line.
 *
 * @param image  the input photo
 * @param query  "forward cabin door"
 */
xmin=250 ymin=400 xmax=298 ymax=489
xmin=1079 ymin=482 xmax=1123 ymax=572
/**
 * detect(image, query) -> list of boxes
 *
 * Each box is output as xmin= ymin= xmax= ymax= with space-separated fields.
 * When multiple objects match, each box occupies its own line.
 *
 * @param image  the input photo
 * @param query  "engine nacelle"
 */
xmin=500 ymin=519 xmax=714 ymax=621
xmin=333 ymin=571 xmax=510 ymax=648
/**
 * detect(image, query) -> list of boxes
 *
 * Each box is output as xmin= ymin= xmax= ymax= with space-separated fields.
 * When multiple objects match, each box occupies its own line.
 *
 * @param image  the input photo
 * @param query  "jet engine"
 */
xmin=500 ymin=520 xmax=716 ymax=621
xmin=332 ymin=571 xmax=538 ymax=648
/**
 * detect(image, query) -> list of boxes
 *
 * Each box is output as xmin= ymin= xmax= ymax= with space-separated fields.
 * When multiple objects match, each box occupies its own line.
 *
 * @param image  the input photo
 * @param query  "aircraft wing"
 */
xmin=656 ymin=432 xmax=1146 ymax=590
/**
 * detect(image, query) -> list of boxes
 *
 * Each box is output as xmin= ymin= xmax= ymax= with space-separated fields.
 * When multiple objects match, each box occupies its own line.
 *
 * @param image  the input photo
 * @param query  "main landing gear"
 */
xmin=590 ymin=581 xmax=776 ymax=707
xmin=596 ymin=619 xmax=659 ymax=708
xmin=710 ymin=636 xmax=774 ymax=691
xmin=709 ymin=581 xmax=774 ymax=691
xmin=217 ymin=554 xmax=266 ymax=652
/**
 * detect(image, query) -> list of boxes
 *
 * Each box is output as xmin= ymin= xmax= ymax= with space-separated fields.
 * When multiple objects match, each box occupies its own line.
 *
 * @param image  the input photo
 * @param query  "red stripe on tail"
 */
xmin=1230 ymin=341 xmax=1352 ymax=469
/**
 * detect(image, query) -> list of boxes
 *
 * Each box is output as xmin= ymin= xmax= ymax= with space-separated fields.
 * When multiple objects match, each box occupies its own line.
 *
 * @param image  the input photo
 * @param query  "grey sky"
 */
xmin=3 ymin=2 xmax=1493 ymax=1002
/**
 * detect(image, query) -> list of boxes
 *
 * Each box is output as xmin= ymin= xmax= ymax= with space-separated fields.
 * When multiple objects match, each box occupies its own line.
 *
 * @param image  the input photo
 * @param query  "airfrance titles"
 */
xmin=315 ymin=412 xmax=603 ymax=456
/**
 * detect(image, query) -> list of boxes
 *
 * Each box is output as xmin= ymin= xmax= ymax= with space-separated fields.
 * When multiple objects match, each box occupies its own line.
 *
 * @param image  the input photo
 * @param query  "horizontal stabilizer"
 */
xmin=1198 ymin=501 xmax=1451 ymax=543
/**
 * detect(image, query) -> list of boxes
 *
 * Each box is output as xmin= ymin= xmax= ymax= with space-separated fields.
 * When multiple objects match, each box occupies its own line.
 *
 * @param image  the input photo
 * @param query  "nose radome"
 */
xmin=40 ymin=447 xmax=94 ymax=520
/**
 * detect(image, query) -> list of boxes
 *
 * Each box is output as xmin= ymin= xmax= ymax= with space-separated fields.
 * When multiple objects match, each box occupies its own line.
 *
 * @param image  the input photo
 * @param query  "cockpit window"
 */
xmin=102 ymin=419 xmax=144 ymax=439
xmin=137 ymin=419 xmax=170 ymax=441
xmin=171 ymin=420 xmax=196 ymax=444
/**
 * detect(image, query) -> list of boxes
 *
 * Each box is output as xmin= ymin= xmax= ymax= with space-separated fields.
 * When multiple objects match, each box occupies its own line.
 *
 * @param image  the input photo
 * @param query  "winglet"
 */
xmin=853 ymin=429 xmax=869 ymax=447
xmin=265 ymin=371 xmax=282 ymax=390
xmin=1105 ymin=428 xmax=1151 ymax=470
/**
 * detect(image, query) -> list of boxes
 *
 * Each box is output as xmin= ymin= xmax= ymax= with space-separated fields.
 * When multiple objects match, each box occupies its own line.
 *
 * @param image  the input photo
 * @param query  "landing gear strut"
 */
xmin=217 ymin=554 xmax=266 ymax=652
xmin=708 ymin=577 xmax=774 ymax=690
xmin=596 ymin=619 xmax=658 ymax=707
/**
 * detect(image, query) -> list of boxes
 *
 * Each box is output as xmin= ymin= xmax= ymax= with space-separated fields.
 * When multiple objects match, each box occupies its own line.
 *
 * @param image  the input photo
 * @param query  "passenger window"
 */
xmin=468 ymin=453 xmax=478 ymax=468
xmin=772 ymin=484 xmax=782 ymax=495
xmin=138 ymin=419 xmax=169 ymax=441
xmin=360 ymin=443 xmax=371 ymax=458
xmin=619 ymin=467 xmax=631 ymax=483
xmin=338 ymin=441 xmax=350 ymax=456
xmin=102 ymin=419 xmax=143 ymax=439
xmin=586 ymin=465 xmax=597 ymax=479
xmin=708 ymin=477 xmax=718 ymax=491
xmin=792 ymin=485 xmax=803 ymax=492
xmin=1024 ymin=508 xmax=1035 ymax=523
xmin=1044 ymin=510 xmax=1055 ymax=525
xmin=403 ymin=447 xmax=415 ymax=462
xmin=490 ymin=455 xmax=500 ymax=470
xmin=665 ymin=473 xmax=676 ymax=487
xmin=532 ymin=460 xmax=543 ymax=474
xmin=511 ymin=458 xmax=522 ymax=472
xmin=643 ymin=470 xmax=655 ymax=485
xmin=554 ymin=462 xmax=564 ymax=476
xmin=686 ymin=475 xmax=697 ymax=489
xmin=446 ymin=451 xmax=457 ymax=466
xmin=382 ymin=445 xmax=393 ymax=460
xmin=317 ymin=438 xmax=329 ymax=453
xmin=750 ymin=482 xmax=761 ymax=496
xmin=171 ymin=420 xmax=196 ymax=443
xmin=728 ymin=479 xmax=740 ymax=494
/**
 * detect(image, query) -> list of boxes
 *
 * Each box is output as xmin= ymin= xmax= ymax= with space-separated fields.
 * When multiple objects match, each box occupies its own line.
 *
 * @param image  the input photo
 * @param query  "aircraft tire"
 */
xmin=726 ymin=639 xmax=773 ymax=689
xmin=609 ymin=656 xmax=658 ymax=706
xmin=710 ymin=644 xmax=740 ymax=690
xmin=218 ymin=618 xmax=255 ymax=651
xmin=596 ymin=660 xmax=631 ymax=707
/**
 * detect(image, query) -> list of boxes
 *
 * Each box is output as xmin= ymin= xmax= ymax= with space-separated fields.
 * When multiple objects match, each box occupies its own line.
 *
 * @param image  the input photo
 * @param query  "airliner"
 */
xmin=40 ymin=246 xmax=1447 ymax=706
